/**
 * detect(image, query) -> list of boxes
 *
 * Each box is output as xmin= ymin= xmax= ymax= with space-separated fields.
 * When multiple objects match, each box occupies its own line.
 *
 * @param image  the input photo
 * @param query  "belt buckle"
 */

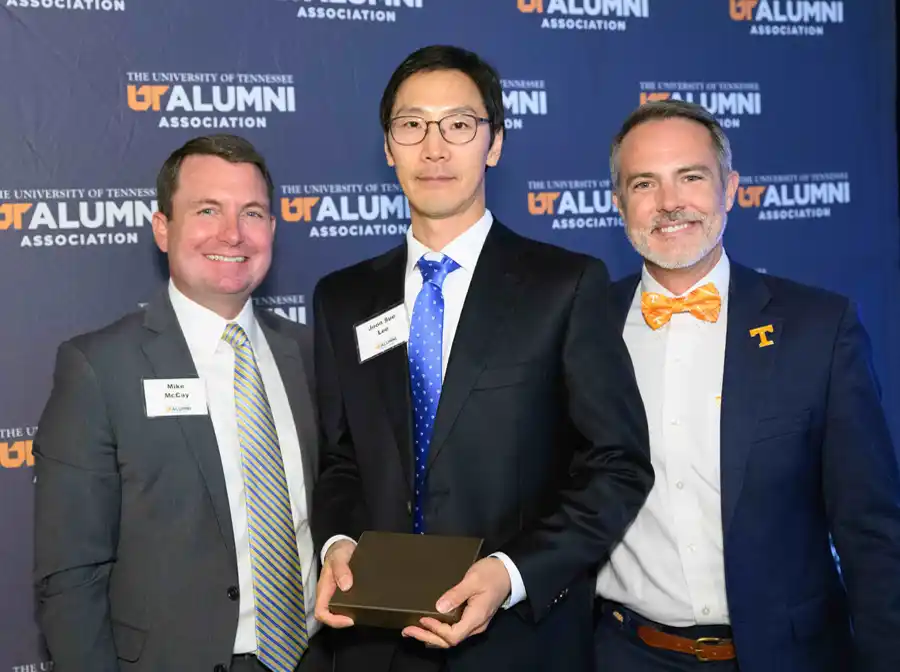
xmin=692 ymin=636 xmax=730 ymax=662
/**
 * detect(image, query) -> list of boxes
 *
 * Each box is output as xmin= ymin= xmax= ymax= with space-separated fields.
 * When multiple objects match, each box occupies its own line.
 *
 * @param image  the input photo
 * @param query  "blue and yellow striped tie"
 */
xmin=223 ymin=323 xmax=308 ymax=671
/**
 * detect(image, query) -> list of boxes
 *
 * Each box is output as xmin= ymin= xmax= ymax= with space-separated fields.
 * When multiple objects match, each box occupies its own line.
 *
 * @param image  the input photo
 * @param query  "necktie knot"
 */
xmin=641 ymin=282 xmax=721 ymax=330
xmin=222 ymin=322 xmax=250 ymax=348
xmin=417 ymin=255 xmax=460 ymax=289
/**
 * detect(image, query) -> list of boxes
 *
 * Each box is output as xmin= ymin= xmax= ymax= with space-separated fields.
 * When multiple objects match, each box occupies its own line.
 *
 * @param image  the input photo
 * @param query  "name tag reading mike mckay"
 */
xmin=355 ymin=303 xmax=409 ymax=363
xmin=143 ymin=379 xmax=208 ymax=418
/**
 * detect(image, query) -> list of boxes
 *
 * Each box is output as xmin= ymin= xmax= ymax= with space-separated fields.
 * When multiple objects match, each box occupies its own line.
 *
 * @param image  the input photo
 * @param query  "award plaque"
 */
xmin=329 ymin=531 xmax=484 ymax=629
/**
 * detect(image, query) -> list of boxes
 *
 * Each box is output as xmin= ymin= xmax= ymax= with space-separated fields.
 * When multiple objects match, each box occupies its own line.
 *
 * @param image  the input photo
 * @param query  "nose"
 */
xmin=421 ymin=121 xmax=449 ymax=162
xmin=217 ymin=211 xmax=242 ymax=245
xmin=656 ymin=179 xmax=683 ymax=214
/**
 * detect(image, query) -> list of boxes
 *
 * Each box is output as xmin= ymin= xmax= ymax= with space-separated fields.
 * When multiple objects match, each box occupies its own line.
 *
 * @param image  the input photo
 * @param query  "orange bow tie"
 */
xmin=641 ymin=283 xmax=721 ymax=330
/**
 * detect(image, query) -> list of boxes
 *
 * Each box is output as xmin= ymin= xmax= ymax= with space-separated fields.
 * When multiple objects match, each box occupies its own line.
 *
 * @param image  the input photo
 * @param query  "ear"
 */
xmin=151 ymin=212 xmax=170 ymax=253
xmin=486 ymin=128 xmax=504 ymax=167
xmin=384 ymin=135 xmax=395 ymax=167
xmin=269 ymin=214 xmax=277 ymax=236
xmin=724 ymin=171 xmax=739 ymax=211
xmin=612 ymin=191 xmax=621 ymax=214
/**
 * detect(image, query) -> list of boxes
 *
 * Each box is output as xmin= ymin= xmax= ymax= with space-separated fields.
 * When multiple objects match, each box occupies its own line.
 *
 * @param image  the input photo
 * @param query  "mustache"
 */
xmin=652 ymin=210 xmax=706 ymax=229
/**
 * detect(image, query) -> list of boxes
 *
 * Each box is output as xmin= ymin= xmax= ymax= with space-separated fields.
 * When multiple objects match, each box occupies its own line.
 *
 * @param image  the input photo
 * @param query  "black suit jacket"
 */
xmin=312 ymin=221 xmax=653 ymax=671
xmin=612 ymin=263 xmax=900 ymax=672
xmin=33 ymin=291 xmax=319 ymax=672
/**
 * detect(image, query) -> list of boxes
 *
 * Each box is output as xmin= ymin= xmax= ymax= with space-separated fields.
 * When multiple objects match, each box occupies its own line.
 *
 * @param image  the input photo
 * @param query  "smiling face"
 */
xmin=614 ymin=117 xmax=738 ymax=272
xmin=151 ymin=154 xmax=275 ymax=318
xmin=384 ymin=68 xmax=503 ymax=230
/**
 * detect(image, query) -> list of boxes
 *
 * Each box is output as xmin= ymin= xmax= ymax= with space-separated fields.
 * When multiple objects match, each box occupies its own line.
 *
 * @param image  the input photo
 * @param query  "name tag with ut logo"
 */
xmin=355 ymin=303 xmax=410 ymax=364
xmin=143 ymin=378 xmax=208 ymax=417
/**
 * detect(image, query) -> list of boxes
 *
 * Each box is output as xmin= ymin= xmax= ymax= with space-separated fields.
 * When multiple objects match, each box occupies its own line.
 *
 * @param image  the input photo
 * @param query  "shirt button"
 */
xmin=676 ymin=481 xmax=684 ymax=490
xmin=688 ymin=544 xmax=696 ymax=553
xmin=703 ymin=606 xmax=711 ymax=616
xmin=670 ymin=418 xmax=680 ymax=426
xmin=227 ymin=586 xmax=239 ymax=601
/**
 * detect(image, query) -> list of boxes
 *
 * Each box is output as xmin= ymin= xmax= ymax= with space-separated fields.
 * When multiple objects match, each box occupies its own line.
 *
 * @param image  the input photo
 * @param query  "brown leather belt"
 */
xmin=636 ymin=625 xmax=737 ymax=662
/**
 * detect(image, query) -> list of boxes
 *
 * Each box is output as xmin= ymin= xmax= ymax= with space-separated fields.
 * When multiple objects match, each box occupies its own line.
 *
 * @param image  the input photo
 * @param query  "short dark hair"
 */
xmin=610 ymin=100 xmax=733 ymax=193
xmin=379 ymin=45 xmax=505 ymax=143
xmin=156 ymin=134 xmax=274 ymax=218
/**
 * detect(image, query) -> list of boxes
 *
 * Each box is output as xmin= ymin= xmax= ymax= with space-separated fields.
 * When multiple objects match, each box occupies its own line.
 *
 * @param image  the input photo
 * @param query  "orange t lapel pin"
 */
xmin=749 ymin=324 xmax=775 ymax=348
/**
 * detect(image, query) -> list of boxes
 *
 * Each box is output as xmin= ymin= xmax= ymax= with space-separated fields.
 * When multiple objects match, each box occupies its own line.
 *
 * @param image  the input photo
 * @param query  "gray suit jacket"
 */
xmin=33 ymin=290 xmax=318 ymax=672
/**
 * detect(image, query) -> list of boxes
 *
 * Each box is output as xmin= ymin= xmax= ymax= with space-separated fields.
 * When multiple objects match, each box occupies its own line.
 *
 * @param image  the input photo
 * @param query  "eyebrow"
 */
xmin=188 ymin=198 xmax=223 ymax=208
xmin=393 ymin=105 xmax=480 ymax=117
xmin=188 ymin=198 xmax=269 ymax=211
xmin=677 ymin=164 xmax=715 ymax=177
xmin=625 ymin=164 xmax=715 ymax=186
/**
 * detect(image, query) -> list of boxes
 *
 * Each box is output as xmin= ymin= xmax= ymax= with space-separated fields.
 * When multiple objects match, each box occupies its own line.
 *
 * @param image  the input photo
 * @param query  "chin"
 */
xmin=415 ymin=201 xmax=466 ymax=220
xmin=211 ymin=278 xmax=255 ymax=296
xmin=652 ymin=257 xmax=702 ymax=270
xmin=650 ymin=245 xmax=716 ymax=270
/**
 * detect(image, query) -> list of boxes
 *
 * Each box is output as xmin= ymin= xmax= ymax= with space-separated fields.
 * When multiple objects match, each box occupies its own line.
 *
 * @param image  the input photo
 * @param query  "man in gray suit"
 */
xmin=33 ymin=134 xmax=328 ymax=672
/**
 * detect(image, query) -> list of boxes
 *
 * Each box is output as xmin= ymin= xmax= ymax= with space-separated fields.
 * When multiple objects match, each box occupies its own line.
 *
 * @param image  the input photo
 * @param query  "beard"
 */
xmin=627 ymin=209 xmax=726 ymax=270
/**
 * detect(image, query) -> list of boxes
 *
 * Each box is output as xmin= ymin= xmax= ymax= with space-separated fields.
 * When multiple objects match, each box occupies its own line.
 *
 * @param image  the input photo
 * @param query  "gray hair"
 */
xmin=610 ymin=100 xmax=733 ymax=194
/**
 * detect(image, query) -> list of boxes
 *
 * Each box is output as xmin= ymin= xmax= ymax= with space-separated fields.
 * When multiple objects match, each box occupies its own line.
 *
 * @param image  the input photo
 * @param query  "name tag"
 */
xmin=355 ymin=304 xmax=409 ymax=363
xmin=143 ymin=378 xmax=208 ymax=417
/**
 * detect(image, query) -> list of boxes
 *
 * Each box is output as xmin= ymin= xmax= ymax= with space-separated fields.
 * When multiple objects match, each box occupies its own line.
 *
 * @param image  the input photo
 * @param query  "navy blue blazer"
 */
xmin=612 ymin=262 xmax=900 ymax=672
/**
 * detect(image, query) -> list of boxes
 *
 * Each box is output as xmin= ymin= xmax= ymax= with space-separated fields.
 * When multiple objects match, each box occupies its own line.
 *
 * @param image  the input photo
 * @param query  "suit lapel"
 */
xmin=140 ymin=291 xmax=236 ymax=556
xmin=720 ymin=264 xmax=782 ymax=536
xmin=259 ymin=315 xmax=318 ymax=516
xmin=364 ymin=245 xmax=415 ymax=493
xmin=613 ymin=274 xmax=641 ymax=332
xmin=427 ymin=223 xmax=523 ymax=470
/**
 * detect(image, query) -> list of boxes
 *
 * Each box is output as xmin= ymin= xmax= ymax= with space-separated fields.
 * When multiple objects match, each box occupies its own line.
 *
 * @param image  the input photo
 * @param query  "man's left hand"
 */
xmin=401 ymin=557 xmax=512 ymax=648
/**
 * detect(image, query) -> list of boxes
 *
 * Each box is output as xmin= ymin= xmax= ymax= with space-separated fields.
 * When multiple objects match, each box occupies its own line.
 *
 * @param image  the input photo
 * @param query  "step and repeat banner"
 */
xmin=1 ymin=1 xmax=898 ymax=669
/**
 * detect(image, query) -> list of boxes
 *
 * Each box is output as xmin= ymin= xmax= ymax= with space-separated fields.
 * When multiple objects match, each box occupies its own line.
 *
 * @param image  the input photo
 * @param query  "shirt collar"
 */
xmin=405 ymin=209 xmax=494 ymax=280
xmin=640 ymin=249 xmax=731 ymax=300
xmin=167 ymin=279 xmax=258 ymax=358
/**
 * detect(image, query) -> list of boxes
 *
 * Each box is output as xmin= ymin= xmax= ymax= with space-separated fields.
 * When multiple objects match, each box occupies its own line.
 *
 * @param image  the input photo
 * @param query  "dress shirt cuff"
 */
xmin=321 ymin=535 xmax=357 ymax=565
xmin=489 ymin=552 xmax=526 ymax=609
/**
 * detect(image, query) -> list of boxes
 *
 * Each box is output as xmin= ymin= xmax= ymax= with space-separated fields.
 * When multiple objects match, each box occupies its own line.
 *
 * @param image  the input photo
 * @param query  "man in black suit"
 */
xmin=311 ymin=45 xmax=654 ymax=671
xmin=34 ymin=135 xmax=329 ymax=672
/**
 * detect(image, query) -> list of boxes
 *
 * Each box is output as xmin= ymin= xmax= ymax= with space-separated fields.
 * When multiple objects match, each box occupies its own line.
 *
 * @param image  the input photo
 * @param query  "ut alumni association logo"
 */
xmin=527 ymin=179 xmax=623 ymax=231
xmin=729 ymin=0 xmax=844 ymax=36
xmin=517 ymin=0 xmax=649 ymax=32
xmin=280 ymin=182 xmax=410 ymax=239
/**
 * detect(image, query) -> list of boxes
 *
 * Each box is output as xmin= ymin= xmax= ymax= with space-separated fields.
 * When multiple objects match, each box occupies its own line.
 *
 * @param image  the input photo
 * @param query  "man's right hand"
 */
xmin=314 ymin=539 xmax=356 ymax=628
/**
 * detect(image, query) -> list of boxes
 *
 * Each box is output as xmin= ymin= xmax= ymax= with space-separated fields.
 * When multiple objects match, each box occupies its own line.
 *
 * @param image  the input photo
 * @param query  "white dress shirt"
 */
xmin=322 ymin=209 xmax=527 ymax=609
xmin=596 ymin=252 xmax=731 ymax=627
xmin=168 ymin=280 xmax=319 ymax=653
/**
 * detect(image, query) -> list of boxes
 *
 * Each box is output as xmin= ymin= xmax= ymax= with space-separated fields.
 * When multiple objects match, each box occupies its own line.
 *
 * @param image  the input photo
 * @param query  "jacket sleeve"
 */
xmin=821 ymin=301 xmax=900 ymax=672
xmin=310 ymin=280 xmax=370 ymax=553
xmin=502 ymin=258 xmax=654 ymax=621
xmin=33 ymin=341 xmax=121 ymax=672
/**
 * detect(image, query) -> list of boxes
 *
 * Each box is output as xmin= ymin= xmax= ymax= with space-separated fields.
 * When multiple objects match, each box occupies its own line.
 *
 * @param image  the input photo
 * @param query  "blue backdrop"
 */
xmin=1 ymin=1 xmax=897 ymax=669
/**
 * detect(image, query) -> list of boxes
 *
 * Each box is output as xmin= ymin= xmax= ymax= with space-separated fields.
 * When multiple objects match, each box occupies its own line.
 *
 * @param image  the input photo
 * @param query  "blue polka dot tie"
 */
xmin=408 ymin=254 xmax=460 ymax=534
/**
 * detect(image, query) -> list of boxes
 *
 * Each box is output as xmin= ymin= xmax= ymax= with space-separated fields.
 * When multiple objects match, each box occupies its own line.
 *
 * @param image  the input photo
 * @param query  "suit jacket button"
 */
xmin=227 ymin=586 xmax=240 ymax=601
xmin=406 ymin=501 xmax=412 ymax=515
xmin=214 ymin=665 xmax=227 ymax=672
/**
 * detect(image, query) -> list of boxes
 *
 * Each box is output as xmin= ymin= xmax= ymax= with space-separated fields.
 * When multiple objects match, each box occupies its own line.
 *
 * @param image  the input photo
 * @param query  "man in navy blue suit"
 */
xmin=593 ymin=99 xmax=900 ymax=672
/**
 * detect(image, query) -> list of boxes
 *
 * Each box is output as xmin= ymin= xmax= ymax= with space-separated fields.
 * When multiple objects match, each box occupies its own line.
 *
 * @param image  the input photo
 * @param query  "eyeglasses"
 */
xmin=389 ymin=113 xmax=490 ymax=146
